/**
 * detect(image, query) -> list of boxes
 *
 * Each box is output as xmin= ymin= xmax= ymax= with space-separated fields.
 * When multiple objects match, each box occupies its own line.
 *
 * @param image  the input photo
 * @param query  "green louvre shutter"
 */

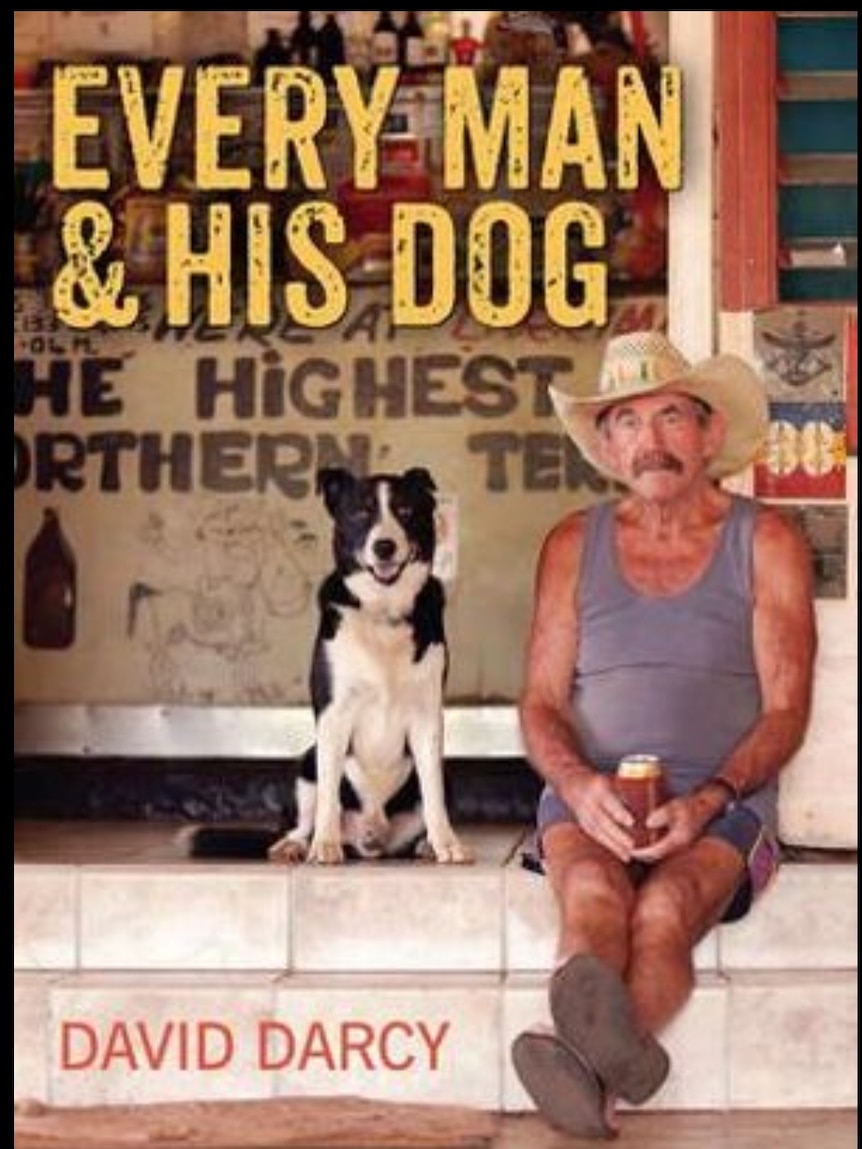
xmin=777 ymin=12 xmax=858 ymax=301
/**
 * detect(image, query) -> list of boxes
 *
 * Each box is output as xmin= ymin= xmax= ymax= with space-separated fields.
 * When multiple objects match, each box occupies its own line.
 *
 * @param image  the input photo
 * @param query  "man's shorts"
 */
xmin=533 ymin=787 xmax=780 ymax=924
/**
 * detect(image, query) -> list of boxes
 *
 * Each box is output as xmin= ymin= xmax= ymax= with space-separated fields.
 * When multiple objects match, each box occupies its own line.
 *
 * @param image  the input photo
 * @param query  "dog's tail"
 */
xmin=176 ymin=824 xmax=283 ymax=859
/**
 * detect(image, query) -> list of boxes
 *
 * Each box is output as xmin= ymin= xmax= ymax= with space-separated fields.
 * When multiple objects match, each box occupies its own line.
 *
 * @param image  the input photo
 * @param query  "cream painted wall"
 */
xmin=14 ymin=10 xmax=855 ymax=848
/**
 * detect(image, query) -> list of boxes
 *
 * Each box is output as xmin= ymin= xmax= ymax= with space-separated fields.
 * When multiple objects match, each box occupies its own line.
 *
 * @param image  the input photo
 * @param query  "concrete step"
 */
xmin=13 ymin=822 xmax=858 ymax=1112
xmin=15 ymin=969 xmax=858 ymax=1110
xmin=14 ymin=825 xmax=858 ymax=974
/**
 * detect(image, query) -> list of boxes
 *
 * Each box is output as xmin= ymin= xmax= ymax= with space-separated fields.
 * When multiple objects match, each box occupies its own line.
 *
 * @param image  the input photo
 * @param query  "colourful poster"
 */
xmin=755 ymin=402 xmax=846 ymax=499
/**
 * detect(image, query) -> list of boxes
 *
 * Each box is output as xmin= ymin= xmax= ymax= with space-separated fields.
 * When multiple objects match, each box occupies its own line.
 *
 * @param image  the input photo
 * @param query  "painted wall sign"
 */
xmin=15 ymin=288 xmax=665 ymax=704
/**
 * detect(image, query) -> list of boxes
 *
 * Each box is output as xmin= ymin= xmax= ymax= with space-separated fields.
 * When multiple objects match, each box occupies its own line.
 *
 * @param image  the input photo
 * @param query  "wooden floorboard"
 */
xmin=497 ymin=1110 xmax=857 ymax=1148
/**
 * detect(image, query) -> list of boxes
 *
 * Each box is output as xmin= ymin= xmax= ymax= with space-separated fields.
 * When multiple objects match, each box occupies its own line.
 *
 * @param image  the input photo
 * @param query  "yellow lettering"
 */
xmin=264 ymin=68 xmax=327 ymax=190
xmin=196 ymin=66 xmax=252 ymax=191
xmin=444 ymin=67 xmax=529 ymax=191
xmin=52 ymin=66 xmax=110 ymax=190
xmin=617 ymin=66 xmax=682 ymax=191
xmin=118 ymin=65 xmax=184 ymax=191
xmin=545 ymin=202 xmax=607 ymax=328
xmin=541 ymin=67 xmax=606 ymax=191
xmin=468 ymin=202 xmax=531 ymax=328
xmin=392 ymin=204 xmax=455 ymax=326
xmin=247 ymin=203 xmax=272 ymax=326
xmin=166 ymin=202 xmax=232 ymax=326
xmin=283 ymin=202 xmax=347 ymax=327
xmin=335 ymin=66 xmax=399 ymax=190
xmin=53 ymin=201 xmax=139 ymax=328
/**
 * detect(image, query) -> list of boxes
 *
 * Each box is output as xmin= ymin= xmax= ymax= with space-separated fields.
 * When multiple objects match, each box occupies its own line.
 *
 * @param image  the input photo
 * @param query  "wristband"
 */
xmin=700 ymin=775 xmax=740 ymax=811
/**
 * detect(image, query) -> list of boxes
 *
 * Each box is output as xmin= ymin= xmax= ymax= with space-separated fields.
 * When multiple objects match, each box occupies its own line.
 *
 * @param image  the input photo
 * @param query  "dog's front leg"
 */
xmin=307 ymin=707 xmax=352 ymax=864
xmin=410 ymin=712 xmax=473 ymax=864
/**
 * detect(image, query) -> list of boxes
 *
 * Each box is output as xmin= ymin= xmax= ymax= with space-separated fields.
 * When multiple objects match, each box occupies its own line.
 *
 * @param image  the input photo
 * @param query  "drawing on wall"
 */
xmin=127 ymin=502 xmax=316 ymax=702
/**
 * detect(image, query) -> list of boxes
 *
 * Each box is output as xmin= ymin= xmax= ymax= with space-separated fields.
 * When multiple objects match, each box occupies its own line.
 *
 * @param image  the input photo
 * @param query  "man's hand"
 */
xmin=629 ymin=791 xmax=720 ymax=863
xmin=559 ymin=772 xmax=637 ymax=862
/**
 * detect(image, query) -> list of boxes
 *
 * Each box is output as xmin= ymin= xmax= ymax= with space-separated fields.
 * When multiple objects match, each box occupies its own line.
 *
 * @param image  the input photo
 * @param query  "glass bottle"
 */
xmin=317 ymin=13 xmax=346 ymax=86
xmin=252 ymin=27 xmax=291 ymax=86
xmin=371 ymin=11 xmax=399 ymax=67
xmin=23 ymin=507 xmax=77 ymax=649
xmin=398 ymin=11 xmax=426 ymax=71
xmin=289 ymin=12 xmax=318 ymax=67
xmin=422 ymin=11 xmax=451 ymax=72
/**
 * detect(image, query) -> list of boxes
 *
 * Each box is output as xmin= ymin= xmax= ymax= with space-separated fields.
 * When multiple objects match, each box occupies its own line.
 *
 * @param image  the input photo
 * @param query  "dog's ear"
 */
xmin=316 ymin=468 xmax=354 ymax=517
xmin=402 ymin=467 xmax=437 ymax=495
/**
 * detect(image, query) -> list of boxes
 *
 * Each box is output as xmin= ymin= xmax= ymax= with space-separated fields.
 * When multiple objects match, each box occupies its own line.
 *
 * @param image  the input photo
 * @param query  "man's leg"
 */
xmin=542 ymin=823 xmax=669 ymax=1113
xmin=627 ymin=835 xmax=745 ymax=1033
xmin=542 ymin=821 xmax=635 ymax=972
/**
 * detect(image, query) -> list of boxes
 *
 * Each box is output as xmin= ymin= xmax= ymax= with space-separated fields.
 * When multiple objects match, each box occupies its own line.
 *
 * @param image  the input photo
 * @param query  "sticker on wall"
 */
xmin=772 ymin=504 xmax=849 ymax=600
xmin=432 ymin=494 xmax=459 ymax=584
xmin=755 ymin=402 xmax=846 ymax=499
xmin=754 ymin=307 xmax=845 ymax=402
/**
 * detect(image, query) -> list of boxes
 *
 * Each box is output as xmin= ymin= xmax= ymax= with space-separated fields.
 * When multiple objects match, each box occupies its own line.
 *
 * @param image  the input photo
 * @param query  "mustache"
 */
xmin=633 ymin=451 xmax=684 ymax=478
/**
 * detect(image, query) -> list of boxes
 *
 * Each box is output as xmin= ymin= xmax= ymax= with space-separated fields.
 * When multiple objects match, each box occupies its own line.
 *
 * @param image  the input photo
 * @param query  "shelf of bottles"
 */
xmin=13 ymin=12 xmax=668 ymax=292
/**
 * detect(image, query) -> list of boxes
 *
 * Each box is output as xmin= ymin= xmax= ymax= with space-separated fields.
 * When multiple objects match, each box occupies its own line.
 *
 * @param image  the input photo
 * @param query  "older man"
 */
xmin=512 ymin=331 xmax=816 ymax=1138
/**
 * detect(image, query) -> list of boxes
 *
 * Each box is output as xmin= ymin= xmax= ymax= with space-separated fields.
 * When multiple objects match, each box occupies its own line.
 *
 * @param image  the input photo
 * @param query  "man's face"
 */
xmin=597 ymin=389 xmax=726 ymax=499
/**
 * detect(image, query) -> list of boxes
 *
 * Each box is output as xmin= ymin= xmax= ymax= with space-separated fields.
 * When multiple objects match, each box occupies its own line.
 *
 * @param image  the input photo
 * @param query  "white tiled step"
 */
xmin=15 ymin=969 xmax=858 ymax=1110
xmin=14 ymin=831 xmax=857 ymax=973
xmin=505 ymin=971 xmax=857 ymax=1111
xmin=507 ymin=855 xmax=858 ymax=972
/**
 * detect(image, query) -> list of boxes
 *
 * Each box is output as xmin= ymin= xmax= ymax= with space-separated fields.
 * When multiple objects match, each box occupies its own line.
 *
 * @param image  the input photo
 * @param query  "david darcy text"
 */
xmin=59 ymin=1018 xmax=451 ymax=1073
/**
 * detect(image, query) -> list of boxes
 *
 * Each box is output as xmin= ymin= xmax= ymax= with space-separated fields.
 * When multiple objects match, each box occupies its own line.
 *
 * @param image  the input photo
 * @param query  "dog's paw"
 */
xmin=306 ymin=837 xmax=345 ymax=865
xmin=428 ymin=834 xmax=474 ymax=865
xmin=267 ymin=835 xmax=308 ymax=865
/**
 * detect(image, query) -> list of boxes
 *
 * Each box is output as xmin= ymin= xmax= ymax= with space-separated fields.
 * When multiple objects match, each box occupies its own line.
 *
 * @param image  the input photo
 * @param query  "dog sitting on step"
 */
xmin=267 ymin=466 xmax=470 ymax=864
xmin=186 ymin=467 xmax=471 ymax=864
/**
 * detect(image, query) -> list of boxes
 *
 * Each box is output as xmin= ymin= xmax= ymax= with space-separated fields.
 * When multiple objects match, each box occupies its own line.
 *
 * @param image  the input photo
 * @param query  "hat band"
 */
xmin=602 ymin=354 xmax=686 ymax=393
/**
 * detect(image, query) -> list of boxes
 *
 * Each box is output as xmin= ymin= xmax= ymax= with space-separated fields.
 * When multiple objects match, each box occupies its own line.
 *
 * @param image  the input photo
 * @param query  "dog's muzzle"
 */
xmin=365 ymin=544 xmax=418 ymax=585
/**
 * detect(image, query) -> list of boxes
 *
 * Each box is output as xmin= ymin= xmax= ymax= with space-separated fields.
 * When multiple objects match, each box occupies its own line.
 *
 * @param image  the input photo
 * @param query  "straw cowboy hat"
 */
xmin=549 ymin=331 xmax=769 ymax=482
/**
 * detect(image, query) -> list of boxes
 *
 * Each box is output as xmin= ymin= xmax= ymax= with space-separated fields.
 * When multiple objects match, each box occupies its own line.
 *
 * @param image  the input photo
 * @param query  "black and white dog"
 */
xmin=267 ymin=466 xmax=470 ymax=865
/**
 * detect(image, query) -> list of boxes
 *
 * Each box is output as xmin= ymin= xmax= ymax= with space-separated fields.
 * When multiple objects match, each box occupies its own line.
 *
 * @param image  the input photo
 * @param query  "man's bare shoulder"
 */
xmin=541 ymin=506 xmax=596 ymax=560
xmin=753 ymin=503 xmax=813 ymax=567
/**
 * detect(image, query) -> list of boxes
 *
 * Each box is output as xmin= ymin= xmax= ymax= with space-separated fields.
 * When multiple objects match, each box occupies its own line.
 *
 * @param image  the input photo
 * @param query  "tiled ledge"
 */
xmin=504 ymin=970 xmax=858 ymax=1111
xmin=14 ymin=969 xmax=858 ymax=1110
xmin=14 ymin=822 xmax=858 ymax=974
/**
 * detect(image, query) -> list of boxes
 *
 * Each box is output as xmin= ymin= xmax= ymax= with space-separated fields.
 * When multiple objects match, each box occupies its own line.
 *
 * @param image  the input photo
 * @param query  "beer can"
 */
xmin=613 ymin=755 xmax=666 ymax=848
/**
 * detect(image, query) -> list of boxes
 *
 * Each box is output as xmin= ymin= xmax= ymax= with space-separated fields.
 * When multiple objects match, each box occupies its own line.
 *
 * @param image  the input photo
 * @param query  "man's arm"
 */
xmin=519 ymin=512 xmax=635 ymax=860
xmin=711 ymin=505 xmax=817 ymax=798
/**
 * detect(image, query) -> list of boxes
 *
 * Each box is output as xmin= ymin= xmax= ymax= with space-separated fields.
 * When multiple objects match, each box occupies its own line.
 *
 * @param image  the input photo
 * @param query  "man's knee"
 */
xmin=557 ymin=857 xmax=635 ymax=917
xmin=631 ymin=874 xmax=694 ymax=940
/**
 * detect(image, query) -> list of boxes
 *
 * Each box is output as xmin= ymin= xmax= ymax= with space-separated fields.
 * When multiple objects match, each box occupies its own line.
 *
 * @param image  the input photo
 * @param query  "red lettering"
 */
xmin=199 ymin=1022 xmax=234 ymax=1070
xmin=378 ymin=1021 xmax=415 ymax=1071
xmin=339 ymin=1021 xmax=376 ymax=1070
xmin=136 ymin=1021 xmax=175 ymax=1069
xmin=60 ymin=1021 xmax=98 ymax=1070
xmin=297 ymin=1021 xmax=336 ymax=1071
xmin=258 ymin=1021 xmax=295 ymax=1070
xmin=416 ymin=1020 xmax=450 ymax=1070
xmin=102 ymin=1022 xmax=139 ymax=1069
